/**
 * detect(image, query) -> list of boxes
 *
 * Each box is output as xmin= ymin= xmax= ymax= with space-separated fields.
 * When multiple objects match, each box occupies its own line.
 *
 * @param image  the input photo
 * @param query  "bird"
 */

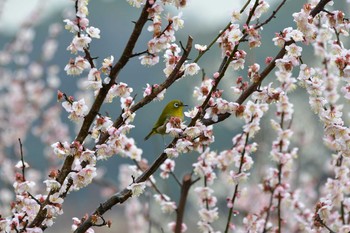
xmin=144 ymin=99 xmax=187 ymax=141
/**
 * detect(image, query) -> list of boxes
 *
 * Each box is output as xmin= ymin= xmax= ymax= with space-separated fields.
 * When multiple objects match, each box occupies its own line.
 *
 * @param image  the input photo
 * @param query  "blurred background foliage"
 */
xmin=1 ymin=0 xmax=350 ymax=232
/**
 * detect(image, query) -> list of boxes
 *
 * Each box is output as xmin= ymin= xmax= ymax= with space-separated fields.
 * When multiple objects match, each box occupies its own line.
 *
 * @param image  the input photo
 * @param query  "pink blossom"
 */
xmin=168 ymin=222 xmax=187 ymax=233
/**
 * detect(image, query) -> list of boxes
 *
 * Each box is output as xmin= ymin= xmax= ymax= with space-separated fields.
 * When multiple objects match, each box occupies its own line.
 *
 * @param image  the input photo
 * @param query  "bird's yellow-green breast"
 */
xmin=144 ymin=99 xmax=187 ymax=140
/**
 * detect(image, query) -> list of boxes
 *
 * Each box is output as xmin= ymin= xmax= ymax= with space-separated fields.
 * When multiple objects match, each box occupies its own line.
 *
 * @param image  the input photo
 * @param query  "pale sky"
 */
xmin=0 ymin=0 xmax=244 ymax=35
xmin=0 ymin=0 xmax=70 ymax=35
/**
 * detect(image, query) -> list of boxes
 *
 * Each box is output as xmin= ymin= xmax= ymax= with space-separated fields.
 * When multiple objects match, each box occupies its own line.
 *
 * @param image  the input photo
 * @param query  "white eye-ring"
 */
xmin=174 ymin=102 xmax=179 ymax=108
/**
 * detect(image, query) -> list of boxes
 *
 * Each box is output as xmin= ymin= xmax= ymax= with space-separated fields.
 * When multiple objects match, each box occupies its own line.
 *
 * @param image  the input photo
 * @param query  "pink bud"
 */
xmin=265 ymin=56 xmax=273 ymax=64
xmin=213 ymin=72 xmax=220 ymax=79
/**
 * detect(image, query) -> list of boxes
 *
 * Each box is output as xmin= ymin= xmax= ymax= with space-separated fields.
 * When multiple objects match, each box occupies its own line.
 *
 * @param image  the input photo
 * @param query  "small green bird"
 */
xmin=144 ymin=99 xmax=187 ymax=141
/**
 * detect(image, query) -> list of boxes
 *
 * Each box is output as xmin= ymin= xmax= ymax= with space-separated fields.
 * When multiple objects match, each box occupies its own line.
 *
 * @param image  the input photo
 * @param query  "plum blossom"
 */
xmin=101 ymin=55 xmax=114 ymax=74
xmin=143 ymin=83 xmax=166 ymax=100
xmin=184 ymin=62 xmax=200 ymax=76
xmin=193 ymin=77 xmax=213 ymax=101
xmin=195 ymin=44 xmax=207 ymax=52
xmin=64 ymin=19 xmax=79 ymax=33
xmin=127 ymin=0 xmax=145 ymax=8
xmin=168 ymin=222 xmax=187 ymax=233
xmin=127 ymin=182 xmax=146 ymax=197
xmin=171 ymin=12 xmax=184 ymax=31
xmin=252 ymin=1 xmax=270 ymax=20
xmin=160 ymin=158 xmax=175 ymax=179
xmin=51 ymin=141 xmax=71 ymax=158
xmin=70 ymin=165 xmax=97 ymax=190
xmin=285 ymin=43 xmax=302 ymax=57
xmin=86 ymin=26 xmax=100 ymax=38
xmin=71 ymin=34 xmax=91 ymax=52
xmin=106 ymin=82 xmax=133 ymax=103
xmin=154 ymin=194 xmax=177 ymax=213
xmin=165 ymin=116 xmax=185 ymax=137
xmin=84 ymin=68 xmax=102 ymax=90
xmin=62 ymin=98 xmax=89 ymax=121
xmin=139 ymin=54 xmax=159 ymax=66
xmin=164 ymin=147 xmax=179 ymax=158
xmin=198 ymin=208 xmax=219 ymax=223
xmin=64 ymin=56 xmax=90 ymax=76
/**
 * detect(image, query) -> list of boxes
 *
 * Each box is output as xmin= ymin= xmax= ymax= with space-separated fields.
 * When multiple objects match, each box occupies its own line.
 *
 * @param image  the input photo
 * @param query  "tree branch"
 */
xmin=310 ymin=0 xmax=331 ymax=18
xmin=174 ymin=174 xmax=193 ymax=233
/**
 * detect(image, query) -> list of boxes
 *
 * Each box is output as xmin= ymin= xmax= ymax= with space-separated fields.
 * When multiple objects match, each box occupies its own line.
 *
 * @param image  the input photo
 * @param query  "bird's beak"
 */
xmin=182 ymin=104 xmax=188 ymax=107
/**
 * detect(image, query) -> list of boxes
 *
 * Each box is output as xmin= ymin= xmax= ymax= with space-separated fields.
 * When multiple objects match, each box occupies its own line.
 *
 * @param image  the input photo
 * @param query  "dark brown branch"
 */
xmin=240 ymin=0 xmax=252 ymax=14
xmin=157 ymin=21 xmax=173 ymax=38
xmin=175 ymin=174 xmax=193 ymax=233
xmin=83 ymin=48 xmax=96 ymax=69
xmin=130 ymin=50 xmax=155 ymax=58
xmin=245 ymin=0 xmax=260 ymax=26
xmin=310 ymin=0 xmax=331 ymax=18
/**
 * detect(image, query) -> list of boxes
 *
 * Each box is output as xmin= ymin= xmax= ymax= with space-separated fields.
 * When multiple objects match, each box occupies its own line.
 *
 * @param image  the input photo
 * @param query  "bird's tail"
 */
xmin=144 ymin=130 xmax=154 ymax=141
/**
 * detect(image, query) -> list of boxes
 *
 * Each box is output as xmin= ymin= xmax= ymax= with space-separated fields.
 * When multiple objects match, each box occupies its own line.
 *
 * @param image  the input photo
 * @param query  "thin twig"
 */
xmin=262 ymin=188 xmax=275 ymax=233
xmin=245 ymin=0 xmax=260 ymax=26
xmin=18 ymin=138 xmax=25 ymax=181
xmin=240 ymin=0 xmax=252 ymax=14
xmin=319 ymin=220 xmax=336 ymax=233
xmin=134 ymin=160 xmax=167 ymax=199
xmin=130 ymin=50 xmax=155 ymax=58
xmin=224 ymin=132 xmax=250 ymax=233
xmin=193 ymin=22 xmax=231 ymax=64
xmin=170 ymin=171 xmax=182 ymax=187
xmin=255 ymin=0 xmax=288 ymax=30
xmin=27 ymin=192 xmax=42 ymax=206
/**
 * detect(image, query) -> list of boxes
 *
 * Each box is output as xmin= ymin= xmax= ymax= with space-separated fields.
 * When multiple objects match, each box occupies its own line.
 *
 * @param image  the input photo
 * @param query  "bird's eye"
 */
xmin=174 ymin=102 xmax=179 ymax=108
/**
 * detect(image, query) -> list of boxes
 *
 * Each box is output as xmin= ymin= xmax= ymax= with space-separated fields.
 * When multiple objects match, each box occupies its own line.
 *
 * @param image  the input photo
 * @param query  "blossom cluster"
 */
xmin=0 ymin=4 xmax=66 ymax=231
xmin=132 ymin=1 xmax=201 ymax=80
xmin=295 ymin=6 xmax=350 ymax=229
